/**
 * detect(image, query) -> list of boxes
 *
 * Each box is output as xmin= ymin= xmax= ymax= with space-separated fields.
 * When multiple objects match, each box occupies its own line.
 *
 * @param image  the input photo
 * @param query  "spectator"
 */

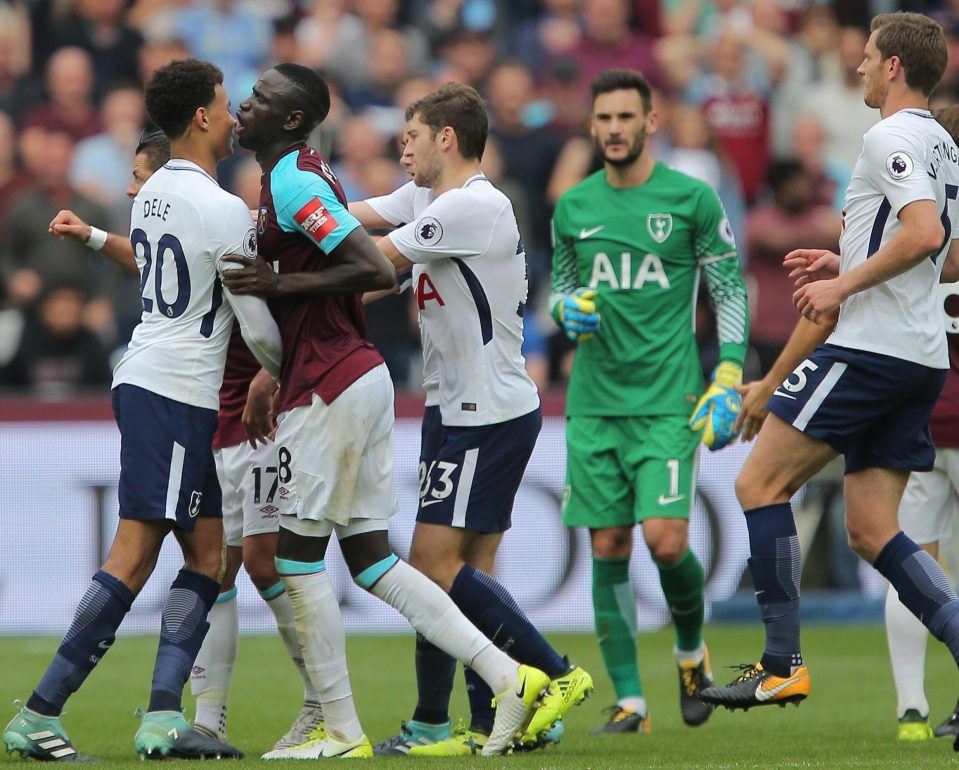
xmin=48 ymin=0 xmax=144 ymax=100
xmin=331 ymin=115 xmax=401 ymax=201
xmin=173 ymin=0 xmax=274 ymax=105
xmin=800 ymin=26 xmax=878 ymax=171
xmin=770 ymin=4 xmax=840 ymax=158
xmin=70 ymin=82 xmax=145 ymax=215
xmin=302 ymin=0 xmax=428 ymax=93
xmin=567 ymin=0 xmax=667 ymax=93
xmin=0 ymin=131 xmax=112 ymax=328
xmin=20 ymin=47 xmax=102 ymax=145
xmin=345 ymin=28 xmax=415 ymax=118
xmin=0 ymin=283 xmax=112 ymax=396
xmin=434 ymin=25 xmax=498 ymax=88
xmin=745 ymin=159 xmax=839 ymax=374
xmin=0 ymin=8 xmax=43 ymax=122
xmin=791 ymin=114 xmax=849 ymax=213
xmin=509 ymin=0 xmax=583 ymax=79
xmin=486 ymin=59 xmax=563 ymax=283
xmin=137 ymin=36 xmax=190 ymax=85
xmin=0 ymin=111 xmax=32 ymax=250
xmin=687 ymin=30 xmax=778 ymax=204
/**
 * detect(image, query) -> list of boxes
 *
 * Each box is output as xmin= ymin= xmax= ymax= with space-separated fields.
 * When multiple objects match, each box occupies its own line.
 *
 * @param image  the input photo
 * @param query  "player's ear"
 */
xmin=284 ymin=110 xmax=305 ymax=132
xmin=646 ymin=109 xmax=659 ymax=136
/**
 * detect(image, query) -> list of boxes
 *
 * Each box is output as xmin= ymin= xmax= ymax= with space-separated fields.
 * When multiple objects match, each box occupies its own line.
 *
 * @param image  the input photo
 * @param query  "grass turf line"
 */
xmin=0 ymin=626 xmax=957 ymax=768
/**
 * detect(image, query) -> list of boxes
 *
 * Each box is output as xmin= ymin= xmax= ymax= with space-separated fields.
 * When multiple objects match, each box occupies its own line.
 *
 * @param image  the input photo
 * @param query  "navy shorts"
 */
xmin=416 ymin=406 xmax=542 ymax=533
xmin=766 ymin=344 xmax=946 ymax=474
xmin=112 ymin=384 xmax=222 ymax=532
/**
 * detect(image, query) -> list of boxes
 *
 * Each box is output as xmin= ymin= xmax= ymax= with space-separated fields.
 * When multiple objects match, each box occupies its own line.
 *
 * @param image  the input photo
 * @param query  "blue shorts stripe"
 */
xmin=164 ymin=442 xmax=186 ymax=522
xmin=451 ymin=448 xmax=479 ymax=528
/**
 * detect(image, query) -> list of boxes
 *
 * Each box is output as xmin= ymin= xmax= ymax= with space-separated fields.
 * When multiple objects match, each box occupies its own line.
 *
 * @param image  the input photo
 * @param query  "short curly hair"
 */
xmin=145 ymin=59 xmax=223 ymax=140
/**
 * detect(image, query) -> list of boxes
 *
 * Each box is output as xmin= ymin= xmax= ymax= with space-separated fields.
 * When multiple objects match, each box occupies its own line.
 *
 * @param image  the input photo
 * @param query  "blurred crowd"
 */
xmin=0 ymin=0 xmax=956 ymax=398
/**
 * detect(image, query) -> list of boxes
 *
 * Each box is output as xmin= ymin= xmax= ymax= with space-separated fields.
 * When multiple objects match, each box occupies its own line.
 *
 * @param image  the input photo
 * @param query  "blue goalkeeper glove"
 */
xmin=554 ymin=287 xmax=601 ymax=341
xmin=689 ymin=361 xmax=743 ymax=450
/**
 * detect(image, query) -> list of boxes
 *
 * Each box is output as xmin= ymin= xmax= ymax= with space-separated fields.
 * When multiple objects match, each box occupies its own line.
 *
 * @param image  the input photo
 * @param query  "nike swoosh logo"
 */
xmin=772 ymin=391 xmax=797 ymax=400
xmin=657 ymin=494 xmax=685 ymax=505
xmin=579 ymin=225 xmax=605 ymax=239
xmin=420 ymin=498 xmax=445 ymax=508
xmin=516 ymin=672 xmax=527 ymax=698
xmin=755 ymin=672 xmax=807 ymax=702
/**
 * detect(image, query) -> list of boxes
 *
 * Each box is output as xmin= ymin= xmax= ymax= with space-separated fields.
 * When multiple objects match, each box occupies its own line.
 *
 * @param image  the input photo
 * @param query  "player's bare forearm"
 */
xmin=243 ymin=367 xmax=278 ymax=447
xmin=349 ymin=200 xmax=394 ymax=230
xmin=378 ymin=233 xmax=414 ymax=272
xmin=101 ymin=234 xmax=138 ymax=275
xmin=835 ymin=200 xmax=943 ymax=297
xmin=49 ymin=209 xmax=138 ymax=275
xmin=941 ymin=239 xmax=959 ymax=283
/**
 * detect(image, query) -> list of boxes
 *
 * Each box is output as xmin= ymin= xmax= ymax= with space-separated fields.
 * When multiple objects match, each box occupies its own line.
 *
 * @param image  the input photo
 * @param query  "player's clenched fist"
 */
xmin=48 ymin=209 xmax=92 ymax=243
xmin=689 ymin=361 xmax=743 ymax=450
xmin=553 ymin=287 xmax=601 ymax=341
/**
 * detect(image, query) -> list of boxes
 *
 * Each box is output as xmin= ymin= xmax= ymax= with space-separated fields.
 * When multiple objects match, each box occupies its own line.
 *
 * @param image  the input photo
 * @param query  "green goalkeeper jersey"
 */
xmin=551 ymin=163 xmax=749 ymax=417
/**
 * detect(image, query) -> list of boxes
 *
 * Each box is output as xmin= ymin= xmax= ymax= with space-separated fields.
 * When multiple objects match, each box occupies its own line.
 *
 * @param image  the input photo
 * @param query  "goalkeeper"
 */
xmin=550 ymin=68 xmax=749 ymax=735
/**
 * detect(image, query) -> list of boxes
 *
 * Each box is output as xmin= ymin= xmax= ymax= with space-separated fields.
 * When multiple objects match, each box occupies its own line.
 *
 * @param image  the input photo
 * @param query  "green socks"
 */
xmin=656 ymin=548 xmax=705 ymax=652
xmin=592 ymin=556 xmax=642 ymax=699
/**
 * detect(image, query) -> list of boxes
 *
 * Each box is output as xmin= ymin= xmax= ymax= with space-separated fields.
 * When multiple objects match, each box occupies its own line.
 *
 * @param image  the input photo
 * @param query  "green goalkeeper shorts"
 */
xmin=562 ymin=415 xmax=700 ymax=528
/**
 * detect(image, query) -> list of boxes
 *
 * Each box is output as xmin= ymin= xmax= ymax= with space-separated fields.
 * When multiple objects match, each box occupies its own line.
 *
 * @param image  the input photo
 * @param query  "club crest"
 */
xmin=257 ymin=206 xmax=268 ymax=235
xmin=647 ymin=213 xmax=673 ymax=244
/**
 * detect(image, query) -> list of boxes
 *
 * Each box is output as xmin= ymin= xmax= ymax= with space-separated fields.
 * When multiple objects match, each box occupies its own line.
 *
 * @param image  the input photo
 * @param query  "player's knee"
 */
xmin=185 ymin=550 xmax=224 ymax=583
xmin=648 ymin=538 xmax=685 ymax=565
xmin=591 ymin=529 xmax=632 ymax=559
xmin=243 ymin=552 xmax=280 ymax=590
xmin=845 ymin=524 xmax=883 ymax=563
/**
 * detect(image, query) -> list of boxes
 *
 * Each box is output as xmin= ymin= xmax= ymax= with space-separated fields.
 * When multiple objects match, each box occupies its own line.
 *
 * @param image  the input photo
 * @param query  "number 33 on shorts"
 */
xmin=419 ymin=460 xmax=459 ymax=506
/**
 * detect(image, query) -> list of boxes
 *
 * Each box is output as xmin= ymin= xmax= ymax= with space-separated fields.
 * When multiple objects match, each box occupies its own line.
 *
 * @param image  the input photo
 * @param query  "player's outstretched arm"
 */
xmin=221 ymin=228 xmax=396 ymax=298
xmin=734 ymin=313 xmax=837 ymax=441
xmin=48 ymin=209 xmax=138 ymax=275
xmin=349 ymin=200 xmax=396 ymax=230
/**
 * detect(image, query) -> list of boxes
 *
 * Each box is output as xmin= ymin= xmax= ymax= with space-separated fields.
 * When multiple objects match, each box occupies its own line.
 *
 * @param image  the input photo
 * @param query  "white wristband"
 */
xmin=86 ymin=227 xmax=108 ymax=251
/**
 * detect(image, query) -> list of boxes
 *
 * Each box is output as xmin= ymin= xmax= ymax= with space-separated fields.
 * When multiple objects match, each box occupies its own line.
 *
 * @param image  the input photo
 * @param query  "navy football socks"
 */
xmin=411 ymin=634 xmax=456 ymax=726
xmin=744 ymin=503 xmax=803 ymax=677
xmin=449 ymin=565 xmax=567 ymax=677
xmin=148 ymin=569 xmax=219 ymax=713
xmin=28 ymin=571 xmax=134 ymax=717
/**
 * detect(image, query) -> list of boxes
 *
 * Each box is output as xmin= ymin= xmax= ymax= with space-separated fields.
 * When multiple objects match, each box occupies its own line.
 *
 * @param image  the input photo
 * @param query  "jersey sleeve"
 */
xmin=862 ymin=125 xmax=937 ymax=218
xmin=549 ymin=194 xmax=580 ymax=317
xmin=209 ymin=194 xmax=259 ymax=262
xmin=386 ymin=189 xmax=489 ymax=263
xmin=694 ymin=185 xmax=749 ymax=366
xmin=274 ymin=169 xmax=362 ymax=255
xmin=211 ymin=198 xmax=282 ymax=378
xmin=365 ymin=181 xmax=418 ymax=226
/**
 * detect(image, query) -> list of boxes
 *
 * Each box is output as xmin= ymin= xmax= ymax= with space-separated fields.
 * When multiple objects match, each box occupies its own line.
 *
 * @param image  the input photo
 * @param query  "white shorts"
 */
xmin=274 ymin=363 xmax=398 ymax=538
xmin=898 ymin=447 xmax=959 ymax=545
xmin=214 ymin=440 xmax=283 ymax=547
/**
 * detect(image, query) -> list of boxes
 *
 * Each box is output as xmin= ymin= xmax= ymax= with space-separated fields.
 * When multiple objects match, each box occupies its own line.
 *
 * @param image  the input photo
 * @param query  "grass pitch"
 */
xmin=1 ymin=625 xmax=957 ymax=769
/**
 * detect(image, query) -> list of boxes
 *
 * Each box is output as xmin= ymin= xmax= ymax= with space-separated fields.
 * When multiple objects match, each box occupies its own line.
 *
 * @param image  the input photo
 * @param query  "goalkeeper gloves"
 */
xmin=689 ymin=361 xmax=743 ymax=451
xmin=554 ymin=287 xmax=601 ymax=341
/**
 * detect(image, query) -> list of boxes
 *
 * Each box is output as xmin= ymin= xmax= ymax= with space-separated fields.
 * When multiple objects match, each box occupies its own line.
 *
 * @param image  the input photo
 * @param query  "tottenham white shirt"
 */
xmin=114 ymin=160 xmax=281 ymax=410
xmin=831 ymin=109 xmax=959 ymax=368
xmin=367 ymin=175 xmax=539 ymax=426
